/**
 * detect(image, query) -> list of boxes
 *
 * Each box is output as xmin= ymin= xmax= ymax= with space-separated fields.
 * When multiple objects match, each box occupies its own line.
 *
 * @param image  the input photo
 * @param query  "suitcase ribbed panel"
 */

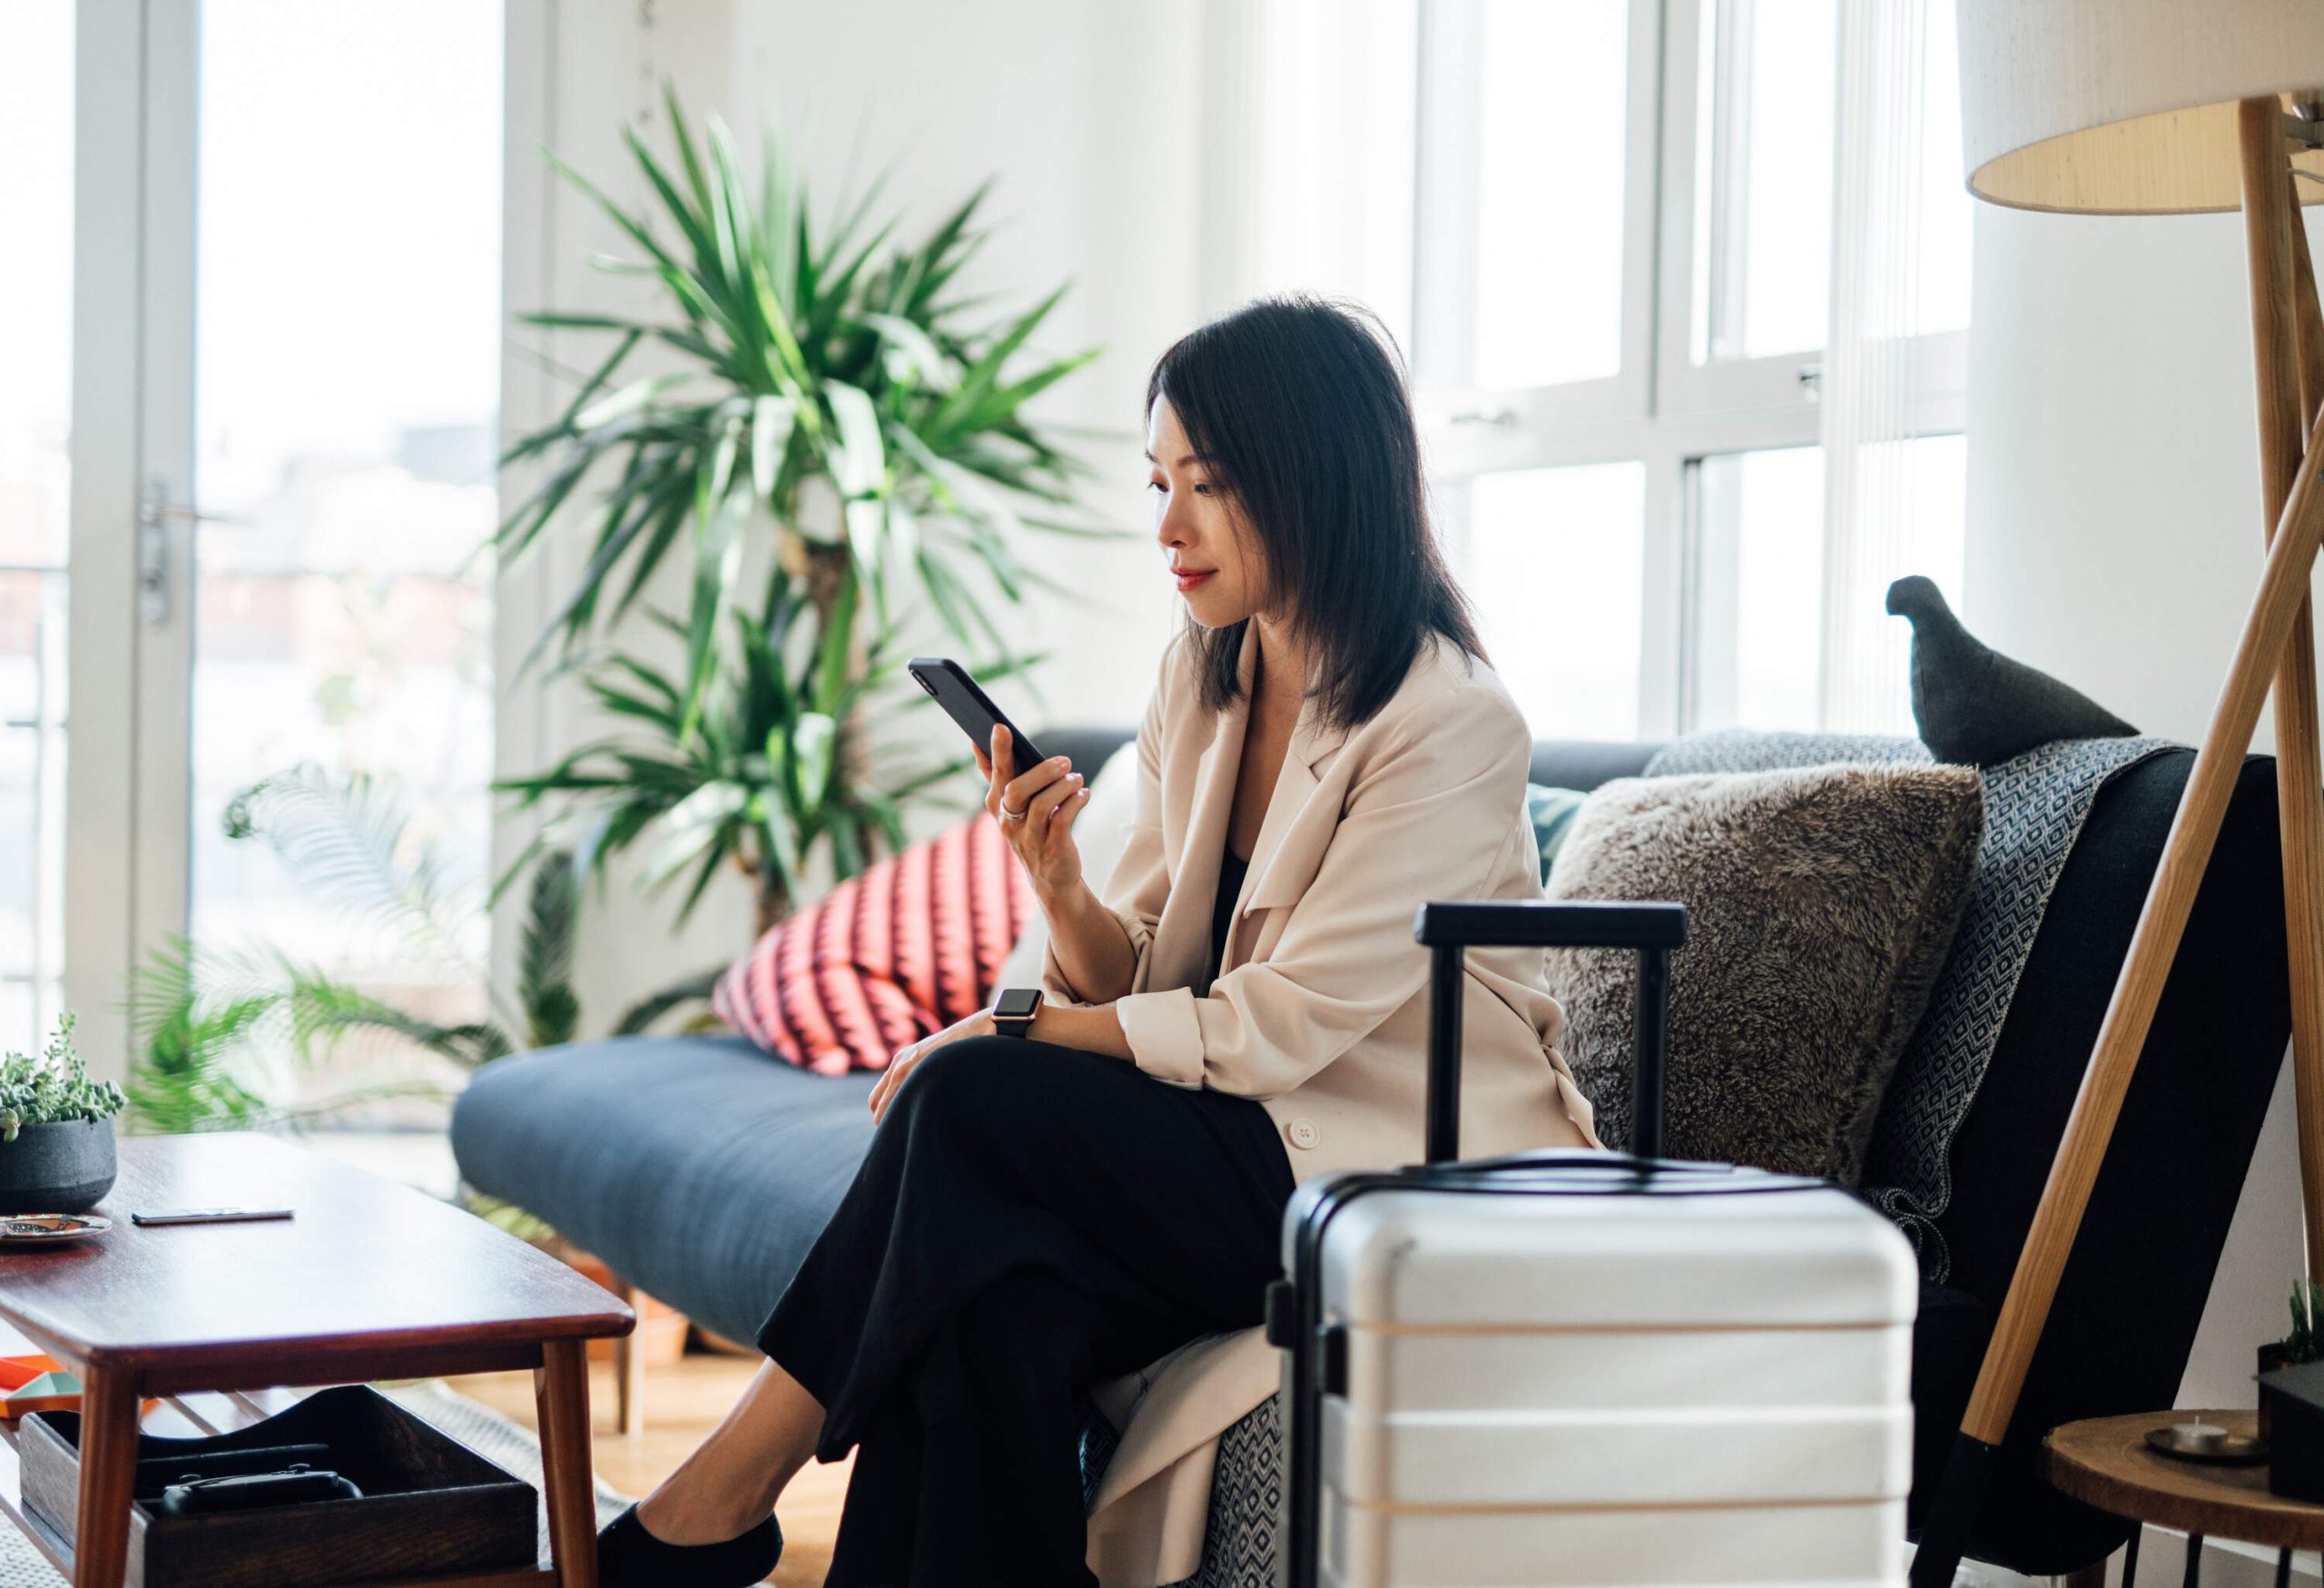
xmin=1318 ymin=1492 xmax=1907 ymax=1588
xmin=1342 ymin=1323 xmax=1910 ymax=1412
xmin=1316 ymin=1187 xmax=1918 ymax=1331
xmin=1322 ymin=1398 xmax=1912 ymax=1506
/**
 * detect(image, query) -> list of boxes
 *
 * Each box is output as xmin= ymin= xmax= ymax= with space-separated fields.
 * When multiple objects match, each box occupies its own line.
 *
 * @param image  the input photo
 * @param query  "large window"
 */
xmin=186 ymin=2 xmax=502 ymax=1114
xmin=0 ymin=7 xmax=74 ymax=1053
xmin=22 ymin=2 xmax=502 ymax=1089
xmin=1260 ymin=0 xmax=1974 ymax=740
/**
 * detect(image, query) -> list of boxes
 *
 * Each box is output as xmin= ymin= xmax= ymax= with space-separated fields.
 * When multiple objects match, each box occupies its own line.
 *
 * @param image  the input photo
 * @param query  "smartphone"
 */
xmin=130 ymin=1207 xmax=295 ymax=1226
xmin=907 ymin=657 xmax=1050 ymax=772
xmin=135 ymin=1444 xmax=333 ymax=1500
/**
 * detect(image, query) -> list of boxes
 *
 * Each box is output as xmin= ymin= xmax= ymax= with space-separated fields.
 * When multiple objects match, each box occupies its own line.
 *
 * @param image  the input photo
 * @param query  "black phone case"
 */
xmin=907 ymin=656 xmax=1048 ymax=770
xmin=154 ymin=1464 xmax=363 ymax=1515
xmin=134 ymin=1442 xmax=335 ymax=1499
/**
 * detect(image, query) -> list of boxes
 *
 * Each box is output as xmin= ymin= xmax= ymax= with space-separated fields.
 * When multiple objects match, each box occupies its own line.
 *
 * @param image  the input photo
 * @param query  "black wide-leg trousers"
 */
xmin=754 ymin=1034 xmax=1296 ymax=1588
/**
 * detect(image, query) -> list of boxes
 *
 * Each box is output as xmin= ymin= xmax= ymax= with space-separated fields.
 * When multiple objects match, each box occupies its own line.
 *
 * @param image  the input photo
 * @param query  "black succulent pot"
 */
xmin=0 ymin=1119 xmax=117 ymax=1214
xmin=2261 ymin=1342 xmax=2293 ymax=1440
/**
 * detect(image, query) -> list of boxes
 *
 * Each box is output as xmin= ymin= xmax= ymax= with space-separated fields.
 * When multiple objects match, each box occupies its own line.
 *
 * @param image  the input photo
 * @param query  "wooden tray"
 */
xmin=19 ymin=1384 xmax=536 ymax=1588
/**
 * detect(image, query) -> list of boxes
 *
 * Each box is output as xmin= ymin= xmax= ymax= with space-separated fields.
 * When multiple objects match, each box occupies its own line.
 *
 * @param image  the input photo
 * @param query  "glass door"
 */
xmin=0 ymin=7 xmax=76 ymax=1055
xmin=57 ymin=1 xmax=503 ymax=1098
xmin=177 ymin=2 xmax=503 ymax=1116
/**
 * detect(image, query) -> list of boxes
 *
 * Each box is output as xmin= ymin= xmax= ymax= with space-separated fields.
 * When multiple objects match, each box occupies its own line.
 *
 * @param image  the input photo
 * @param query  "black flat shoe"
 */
xmin=596 ymin=1502 xmax=782 ymax=1587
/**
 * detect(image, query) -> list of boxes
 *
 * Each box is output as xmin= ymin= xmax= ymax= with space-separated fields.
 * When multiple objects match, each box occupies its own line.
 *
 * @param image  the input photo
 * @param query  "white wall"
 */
xmin=497 ymin=0 xmax=754 ymax=1032
xmin=1965 ymin=202 xmax=2324 ymax=1421
xmin=721 ymin=0 xmax=1207 ymax=723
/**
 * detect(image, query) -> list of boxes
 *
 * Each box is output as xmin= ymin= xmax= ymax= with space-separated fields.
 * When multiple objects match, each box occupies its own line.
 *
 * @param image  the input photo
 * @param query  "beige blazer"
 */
xmin=1048 ymin=621 xmax=1601 ymax=1583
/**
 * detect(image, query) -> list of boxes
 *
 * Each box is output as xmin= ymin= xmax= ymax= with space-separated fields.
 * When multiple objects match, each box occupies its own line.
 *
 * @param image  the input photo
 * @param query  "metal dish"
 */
xmin=0 ymin=1213 xmax=112 ymax=1244
xmin=2145 ymin=1420 xmax=2270 ymax=1465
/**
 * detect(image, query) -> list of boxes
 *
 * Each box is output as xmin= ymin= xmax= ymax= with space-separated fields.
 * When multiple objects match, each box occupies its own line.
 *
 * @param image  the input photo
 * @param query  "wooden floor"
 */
xmin=459 ymin=1350 xmax=848 ymax=1588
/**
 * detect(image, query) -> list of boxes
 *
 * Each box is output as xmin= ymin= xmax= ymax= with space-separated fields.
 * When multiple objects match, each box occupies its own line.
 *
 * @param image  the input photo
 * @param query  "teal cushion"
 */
xmin=1527 ymin=784 xmax=1590 ymax=884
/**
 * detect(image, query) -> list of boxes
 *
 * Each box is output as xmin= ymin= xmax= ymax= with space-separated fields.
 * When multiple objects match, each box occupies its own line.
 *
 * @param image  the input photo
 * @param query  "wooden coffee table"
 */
xmin=0 ymin=1133 xmax=634 ymax=1588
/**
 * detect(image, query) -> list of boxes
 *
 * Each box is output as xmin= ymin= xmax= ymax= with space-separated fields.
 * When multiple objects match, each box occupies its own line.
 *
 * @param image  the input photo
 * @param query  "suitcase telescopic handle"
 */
xmin=1413 ymin=900 xmax=1687 ymax=1165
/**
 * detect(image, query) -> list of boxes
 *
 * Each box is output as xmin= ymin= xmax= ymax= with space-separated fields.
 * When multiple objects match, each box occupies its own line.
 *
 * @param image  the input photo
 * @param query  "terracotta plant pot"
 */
xmin=0 ymin=1119 xmax=116 ymax=1215
xmin=557 ymin=1248 xmax=689 ymax=1368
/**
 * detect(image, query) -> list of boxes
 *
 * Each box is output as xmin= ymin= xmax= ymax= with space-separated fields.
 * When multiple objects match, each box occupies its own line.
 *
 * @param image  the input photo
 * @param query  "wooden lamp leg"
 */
xmin=2278 ymin=171 xmax=2324 ymax=1282
xmin=1909 ymin=99 xmax=2324 ymax=1587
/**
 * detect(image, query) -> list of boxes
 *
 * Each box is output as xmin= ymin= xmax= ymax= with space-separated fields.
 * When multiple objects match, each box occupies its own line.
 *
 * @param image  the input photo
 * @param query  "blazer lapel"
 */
xmin=1232 ymin=692 xmax=1350 ymax=924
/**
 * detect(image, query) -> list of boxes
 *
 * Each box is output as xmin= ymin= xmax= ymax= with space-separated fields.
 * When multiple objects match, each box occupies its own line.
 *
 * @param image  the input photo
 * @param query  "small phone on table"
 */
xmin=907 ymin=657 xmax=1049 ymax=772
xmin=130 ymin=1207 xmax=295 ymax=1227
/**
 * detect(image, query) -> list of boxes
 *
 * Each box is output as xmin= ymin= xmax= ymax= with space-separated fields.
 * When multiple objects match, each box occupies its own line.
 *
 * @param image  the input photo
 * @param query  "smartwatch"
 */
xmin=991 ymin=986 xmax=1044 ymax=1040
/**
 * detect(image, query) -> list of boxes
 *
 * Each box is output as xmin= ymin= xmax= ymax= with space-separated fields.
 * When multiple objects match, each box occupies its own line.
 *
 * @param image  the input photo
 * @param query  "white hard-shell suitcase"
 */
xmin=1264 ymin=900 xmax=1919 ymax=1588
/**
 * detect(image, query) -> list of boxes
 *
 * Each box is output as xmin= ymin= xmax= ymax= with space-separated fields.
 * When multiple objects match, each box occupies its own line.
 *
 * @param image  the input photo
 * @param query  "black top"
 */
xmin=1208 ymin=847 xmax=1251 ymax=986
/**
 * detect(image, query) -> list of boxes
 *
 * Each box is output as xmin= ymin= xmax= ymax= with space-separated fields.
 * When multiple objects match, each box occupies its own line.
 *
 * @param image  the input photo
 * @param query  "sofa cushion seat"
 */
xmin=450 ymin=1035 xmax=876 ymax=1346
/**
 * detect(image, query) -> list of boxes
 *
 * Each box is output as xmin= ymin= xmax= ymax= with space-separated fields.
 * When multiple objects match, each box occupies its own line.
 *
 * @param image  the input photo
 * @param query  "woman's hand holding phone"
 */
xmin=979 ymin=725 xmax=1091 ymax=899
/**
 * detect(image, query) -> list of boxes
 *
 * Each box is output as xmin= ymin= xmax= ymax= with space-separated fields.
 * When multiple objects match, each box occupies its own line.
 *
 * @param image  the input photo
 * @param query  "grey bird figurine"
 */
xmin=1886 ymin=575 xmax=2136 ymax=766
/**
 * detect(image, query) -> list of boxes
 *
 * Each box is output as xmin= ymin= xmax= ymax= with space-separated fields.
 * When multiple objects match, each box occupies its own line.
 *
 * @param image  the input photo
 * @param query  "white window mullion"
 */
xmin=1614 ymin=0 xmax=1665 ymax=419
xmin=1637 ymin=437 xmax=1691 ymax=740
xmin=132 ymin=0 xmax=200 ymax=984
xmin=61 ymin=0 xmax=194 ymax=1080
xmin=1412 ymin=0 xmax=1484 ymax=392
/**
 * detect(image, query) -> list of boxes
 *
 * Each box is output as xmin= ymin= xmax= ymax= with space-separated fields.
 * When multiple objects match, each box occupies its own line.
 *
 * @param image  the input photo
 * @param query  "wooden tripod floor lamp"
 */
xmin=1911 ymin=4 xmax=2324 ymax=1583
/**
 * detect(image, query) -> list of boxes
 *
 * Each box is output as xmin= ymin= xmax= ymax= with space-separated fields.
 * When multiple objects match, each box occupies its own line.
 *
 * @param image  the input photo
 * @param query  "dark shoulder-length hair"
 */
xmin=1147 ymin=294 xmax=1486 ymax=730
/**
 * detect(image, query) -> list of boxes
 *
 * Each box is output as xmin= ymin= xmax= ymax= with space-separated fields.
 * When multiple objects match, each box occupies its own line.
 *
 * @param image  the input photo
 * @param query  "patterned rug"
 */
xmin=0 ymin=1380 xmax=633 ymax=1584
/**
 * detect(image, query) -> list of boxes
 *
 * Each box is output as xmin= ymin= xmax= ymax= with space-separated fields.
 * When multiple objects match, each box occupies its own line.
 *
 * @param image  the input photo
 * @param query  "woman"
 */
xmin=594 ymin=296 xmax=1600 ymax=1588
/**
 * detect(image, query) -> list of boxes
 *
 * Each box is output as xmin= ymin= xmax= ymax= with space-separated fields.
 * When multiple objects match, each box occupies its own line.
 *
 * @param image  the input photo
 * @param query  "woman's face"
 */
xmin=1147 ymin=396 xmax=1264 ymax=630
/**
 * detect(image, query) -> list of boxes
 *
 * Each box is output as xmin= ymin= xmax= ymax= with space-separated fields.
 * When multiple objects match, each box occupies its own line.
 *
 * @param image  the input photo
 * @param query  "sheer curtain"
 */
xmin=1818 ymin=0 xmax=1969 ymax=732
xmin=1196 ymin=0 xmax=1419 ymax=343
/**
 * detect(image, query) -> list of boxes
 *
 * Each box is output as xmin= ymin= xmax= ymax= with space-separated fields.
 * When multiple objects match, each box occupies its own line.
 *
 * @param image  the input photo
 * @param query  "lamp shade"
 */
xmin=1960 ymin=0 xmax=2324 ymax=212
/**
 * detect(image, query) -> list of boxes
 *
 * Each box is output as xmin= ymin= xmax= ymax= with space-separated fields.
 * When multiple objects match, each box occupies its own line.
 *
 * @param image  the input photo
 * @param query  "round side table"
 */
xmin=2044 ymin=1410 xmax=2324 ymax=1585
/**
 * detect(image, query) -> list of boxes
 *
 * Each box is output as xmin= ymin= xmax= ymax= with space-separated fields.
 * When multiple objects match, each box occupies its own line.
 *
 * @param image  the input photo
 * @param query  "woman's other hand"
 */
xmin=869 ymin=1009 xmax=996 ymax=1125
xmin=976 ymin=725 xmax=1091 ymax=899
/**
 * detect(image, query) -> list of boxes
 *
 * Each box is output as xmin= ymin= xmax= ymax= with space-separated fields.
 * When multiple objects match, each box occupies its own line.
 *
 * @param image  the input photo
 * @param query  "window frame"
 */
xmin=1408 ymin=0 xmax=1969 ymax=740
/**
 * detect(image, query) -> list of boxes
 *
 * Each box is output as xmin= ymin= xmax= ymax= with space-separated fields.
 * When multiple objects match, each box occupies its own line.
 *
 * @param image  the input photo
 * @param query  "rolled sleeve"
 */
xmin=1040 ymin=646 xmax=1173 ymax=1005
xmin=1113 ymin=987 xmax=1207 ymax=1087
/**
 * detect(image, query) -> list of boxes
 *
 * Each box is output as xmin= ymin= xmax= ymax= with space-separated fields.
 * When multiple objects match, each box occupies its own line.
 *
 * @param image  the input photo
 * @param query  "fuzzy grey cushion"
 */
xmin=1545 ymin=763 xmax=1984 ymax=1183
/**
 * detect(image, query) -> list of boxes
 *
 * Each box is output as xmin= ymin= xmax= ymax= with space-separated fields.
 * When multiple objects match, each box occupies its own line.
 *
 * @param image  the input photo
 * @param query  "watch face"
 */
xmin=994 ymin=987 xmax=1042 ymax=1020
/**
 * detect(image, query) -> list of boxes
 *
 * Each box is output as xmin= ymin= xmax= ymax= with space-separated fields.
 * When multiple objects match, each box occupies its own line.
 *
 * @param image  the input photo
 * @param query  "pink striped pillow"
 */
xmin=712 ymin=814 xmax=1035 ymax=1073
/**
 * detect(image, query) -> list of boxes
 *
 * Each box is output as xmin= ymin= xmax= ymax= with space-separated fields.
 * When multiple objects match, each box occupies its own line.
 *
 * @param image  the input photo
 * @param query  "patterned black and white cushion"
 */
xmin=1079 ymin=1396 xmax=1281 ymax=1588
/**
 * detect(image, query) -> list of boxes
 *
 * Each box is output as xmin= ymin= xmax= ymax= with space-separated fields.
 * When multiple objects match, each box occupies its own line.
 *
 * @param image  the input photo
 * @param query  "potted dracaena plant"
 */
xmin=496 ymin=86 xmax=1105 ymax=934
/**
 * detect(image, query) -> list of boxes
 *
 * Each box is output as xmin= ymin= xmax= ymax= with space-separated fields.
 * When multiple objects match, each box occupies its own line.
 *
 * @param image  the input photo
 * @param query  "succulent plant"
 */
xmin=0 ymin=1014 xmax=125 ymax=1143
xmin=2285 ymin=1278 xmax=2324 ymax=1366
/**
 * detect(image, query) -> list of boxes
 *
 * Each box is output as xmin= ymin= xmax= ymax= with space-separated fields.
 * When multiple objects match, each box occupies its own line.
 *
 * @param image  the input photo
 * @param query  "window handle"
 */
xmin=138 ymin=480 xmax=251 ymax=626
xmin=1447 ymin=406 xmax=1519 ymax=429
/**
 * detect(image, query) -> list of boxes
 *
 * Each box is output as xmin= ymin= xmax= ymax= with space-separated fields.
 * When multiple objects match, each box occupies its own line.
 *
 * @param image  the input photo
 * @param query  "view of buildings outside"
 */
xmin=188 ymin=1 xmax=504 ymax=1119
xmin=0 ymin=5 xmax=74 ymax=1057
xmin=0 ymin=3 xmax=503 ymax=1110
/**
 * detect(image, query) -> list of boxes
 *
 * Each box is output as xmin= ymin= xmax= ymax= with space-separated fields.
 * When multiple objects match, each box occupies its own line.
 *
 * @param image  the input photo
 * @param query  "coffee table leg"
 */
xmin=71 ymin=1366 xmax=139 ymax=1588
xmin=536 ymin=1339 xmax=597 ymax=1588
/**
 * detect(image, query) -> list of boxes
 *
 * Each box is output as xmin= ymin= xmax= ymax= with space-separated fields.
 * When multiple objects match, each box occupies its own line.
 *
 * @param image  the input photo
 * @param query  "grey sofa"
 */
xmin=451 ymin=729 xmax=2290 ymax=1577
